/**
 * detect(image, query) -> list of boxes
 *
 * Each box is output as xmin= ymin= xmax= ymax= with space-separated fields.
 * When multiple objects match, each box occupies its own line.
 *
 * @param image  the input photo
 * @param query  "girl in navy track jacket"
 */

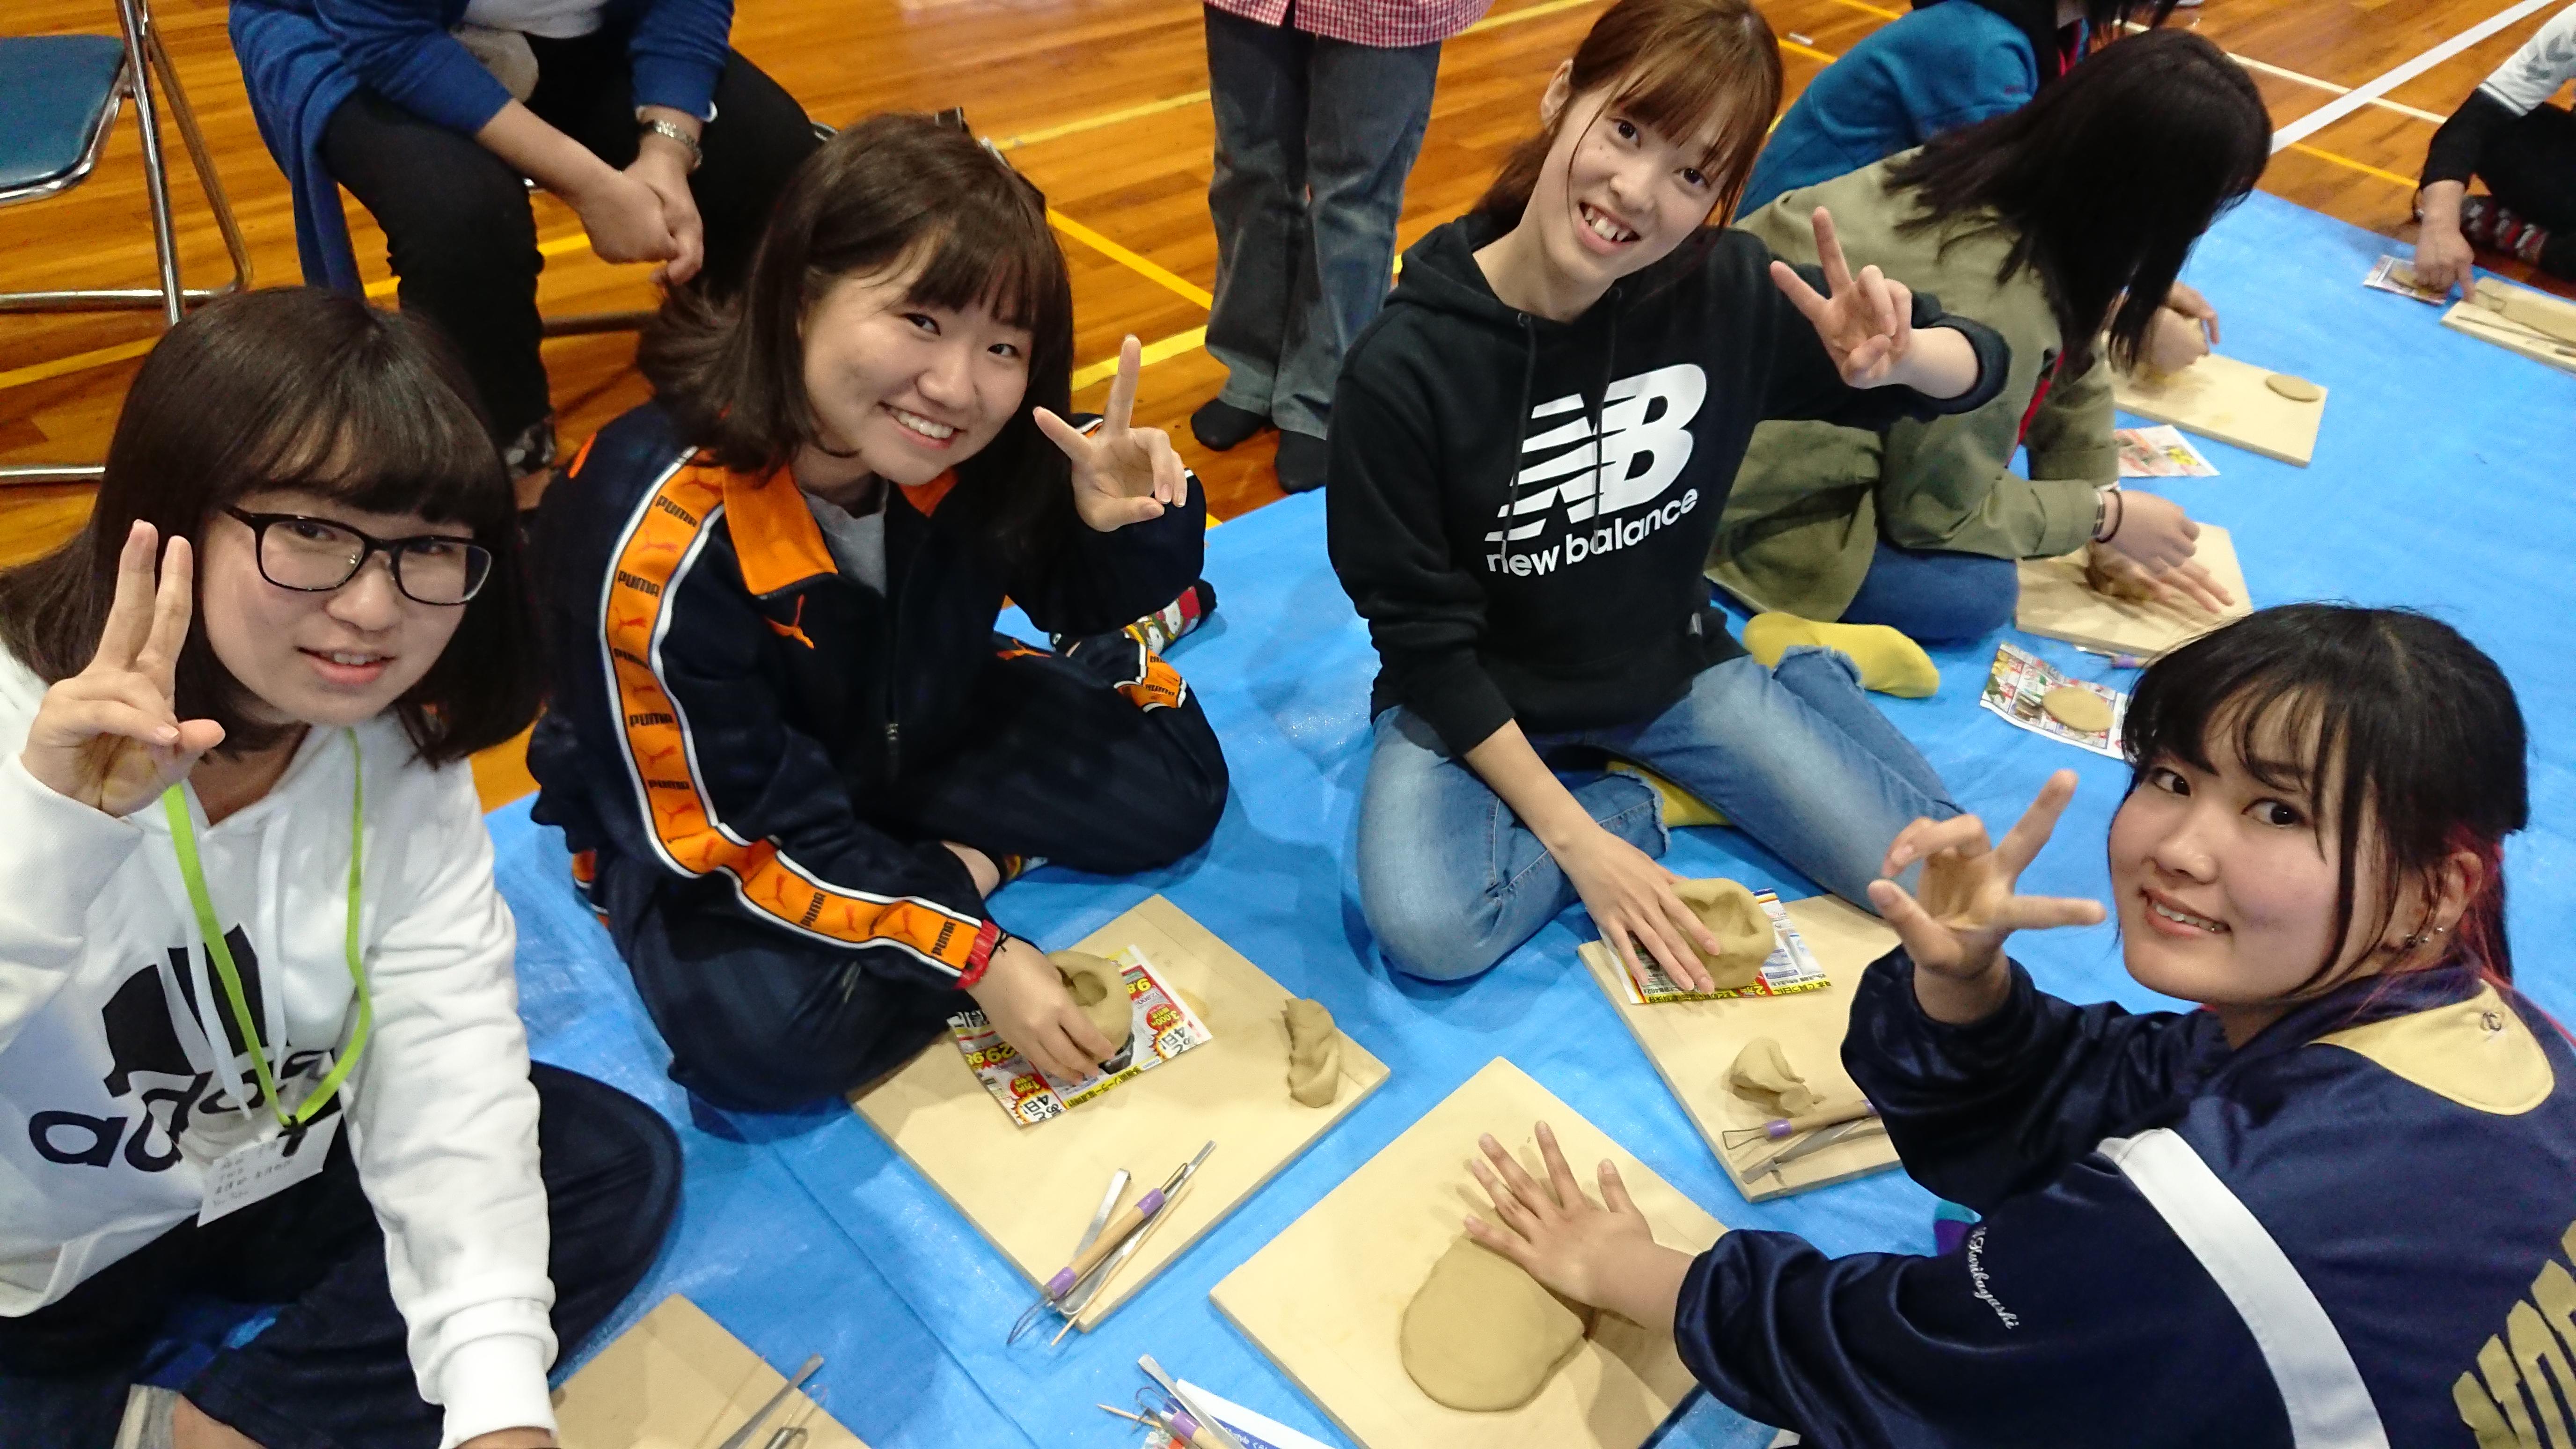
xmin=1464 ymin=603 xmax=2576 ymax=1448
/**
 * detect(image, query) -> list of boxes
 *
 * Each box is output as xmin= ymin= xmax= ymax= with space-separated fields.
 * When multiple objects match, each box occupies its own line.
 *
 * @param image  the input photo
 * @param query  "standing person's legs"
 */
xmin=1602 ymin=651 xmax=1957 ymax=907
xmin=1202 ymin=7 xmax=1313 ymax=431
xmin=321 ymin=93 xmax=549 ymax=462
xmin=1354 ymin=706 xmax=1666 ymax=981
xmin=2474 ymin=102 xmax=2576 ymax=279
xmin=1271 ymin=32 xmax=1442 ymax=444
xmin=1838 ymin=537 xmax=2021 ymax=644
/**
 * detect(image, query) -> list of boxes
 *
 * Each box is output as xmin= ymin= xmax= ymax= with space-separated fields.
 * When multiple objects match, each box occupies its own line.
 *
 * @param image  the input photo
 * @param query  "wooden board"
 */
xmin=1210 ymin=1058 xmax=1722 ymax=1449
xmin=1577 ymin=895 xmax=1902 ymax=1203
xmin=553 ymin=1295 xmax=869 ymax=1449
xmin=2013 ymin=522 xmax=2254 ymax=661
xmin=2443 ymin=294 xmax=2576 ymax=376
xmin=2465 ymin=278 xmax=2576 ymax=344
xmin=2112 ymin=352 xmax=2324 ymax=466
xmin=852 ymin=895 xmax=1389 ymax=1326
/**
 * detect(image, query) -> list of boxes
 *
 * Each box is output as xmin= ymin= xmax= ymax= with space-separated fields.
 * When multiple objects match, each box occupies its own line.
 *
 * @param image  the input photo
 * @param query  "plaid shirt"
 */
xmin=1207 ymin=0 xmax=1493 ymax=48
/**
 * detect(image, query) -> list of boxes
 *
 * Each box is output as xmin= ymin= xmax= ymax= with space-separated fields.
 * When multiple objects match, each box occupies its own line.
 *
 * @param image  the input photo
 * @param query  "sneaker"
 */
xmin=1275 ymin=431 xmax=1331 ymax=494
xmin=1190 ymin=398 xmax=1269 ymax=451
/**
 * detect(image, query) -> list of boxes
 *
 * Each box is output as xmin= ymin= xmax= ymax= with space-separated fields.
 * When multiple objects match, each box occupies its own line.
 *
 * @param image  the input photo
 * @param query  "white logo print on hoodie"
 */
xmin=1484 ymin=362 xmax=1706 ymax=574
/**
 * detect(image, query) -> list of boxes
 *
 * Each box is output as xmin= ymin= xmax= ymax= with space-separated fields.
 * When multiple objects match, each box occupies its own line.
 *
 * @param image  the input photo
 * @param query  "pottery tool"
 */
xmin=712 ymin=1355 xmax=822 ymax=1449
xmin=1052 ymin=1149 xmax=1212 ymax=1344
xmin=1744 ymin=1118 xmax=1887 ymax=1180
xmin=1140 ymin=1355 xmax=1249 ymax=1449
xmin=761 ymin=1430 xmax=808 ymax=1449
xmin=1720 ymin=1101 xmax=1877 ymax=1149
xmin=1048 ymin=1143 xmax=1210 ymax=1299
xmin=1008 ymin=1167 xmax=1132 ymax=1343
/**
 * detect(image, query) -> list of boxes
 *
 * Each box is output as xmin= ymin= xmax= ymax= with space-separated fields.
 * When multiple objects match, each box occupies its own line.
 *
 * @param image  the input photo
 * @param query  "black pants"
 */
xmin=2478 ymin=102 xmax=2576 ymax=278
xmin=0 ymin=1066 xmax=680 ymax=1449
xmin=320 ymin=28 xmax=821 ymax=453
xmin=601 ymin=635 xmax=1231 ymax=1112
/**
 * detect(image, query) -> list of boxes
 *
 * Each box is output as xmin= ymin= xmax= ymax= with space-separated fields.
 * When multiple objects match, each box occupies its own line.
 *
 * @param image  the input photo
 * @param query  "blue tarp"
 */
xmin=493 ymin=190 xmax=2576 ymax=1447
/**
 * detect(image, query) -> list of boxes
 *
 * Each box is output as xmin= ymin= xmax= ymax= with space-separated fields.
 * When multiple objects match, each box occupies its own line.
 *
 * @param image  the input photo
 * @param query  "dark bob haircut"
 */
xmin=0 ymin=287 xmax=542 ymax=767
xmin=2120 ymin=604 xmax=2529 ymax=990
xmin=1886 ymin=28 xmax=2271 ymax=373
xmin=640 ymin=111 xmax=1077 ymax=563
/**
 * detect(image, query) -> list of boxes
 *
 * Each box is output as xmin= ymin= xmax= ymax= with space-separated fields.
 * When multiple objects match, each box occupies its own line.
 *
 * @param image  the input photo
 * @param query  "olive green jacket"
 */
xmin=1708 ymin=155 xmax=2117 ymax=620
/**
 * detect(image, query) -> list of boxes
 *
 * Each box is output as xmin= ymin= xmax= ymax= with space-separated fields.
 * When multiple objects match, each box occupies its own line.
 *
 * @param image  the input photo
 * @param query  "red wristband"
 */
xmin=959 ymin=920 xmax=1007 ymax=989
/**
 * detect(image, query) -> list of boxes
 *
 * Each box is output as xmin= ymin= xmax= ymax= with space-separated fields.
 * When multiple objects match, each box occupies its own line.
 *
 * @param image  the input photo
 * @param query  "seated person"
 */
xmin=0 ymin=289 xmax=675 ymax=1449
xmin=1713 ymin=29 xmax=2261 ymax=647
xmin=230 ymin=0 xmax=823 ymax=493
xmin=1332 ymin=0 xmax=2012 ymax=988
xmin=1464 ymin=603 xmax=2575 ymax=1447
xmin=2411 ymin=0 xmax=2576 ymax=295
xmin=529 ymin=114 xmax=1228 ymax=1112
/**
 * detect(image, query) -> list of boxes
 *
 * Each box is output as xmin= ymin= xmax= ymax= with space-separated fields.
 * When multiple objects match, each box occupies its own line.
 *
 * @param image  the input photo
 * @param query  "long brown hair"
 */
xmin=0 ymin=288 xmax=541 ymax=766
xmin=1474 ymin=0 xmax=1784 ymax=233
xmin=641 ymin=112 xmax=1077 ymax=563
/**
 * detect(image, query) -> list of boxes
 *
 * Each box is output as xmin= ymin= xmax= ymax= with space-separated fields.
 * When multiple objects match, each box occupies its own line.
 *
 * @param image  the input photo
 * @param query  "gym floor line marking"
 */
xmin=1070 ymin=325 xmax=1209 ymax=390
xmin=2118 ymin=22 xmax=2450 ymax=125
xmin=2287 ymin=141 xmax=2421 ymax=189
xmin=2271 ymin=0 xmax=2560 ymax=149
xmin=1047 ymin=208 xmax=1216 ymax=308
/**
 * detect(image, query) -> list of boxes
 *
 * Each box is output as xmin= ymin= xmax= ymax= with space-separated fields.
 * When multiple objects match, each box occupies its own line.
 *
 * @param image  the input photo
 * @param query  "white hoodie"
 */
xmin=0 ymin=654 xmax=556 ymax=1448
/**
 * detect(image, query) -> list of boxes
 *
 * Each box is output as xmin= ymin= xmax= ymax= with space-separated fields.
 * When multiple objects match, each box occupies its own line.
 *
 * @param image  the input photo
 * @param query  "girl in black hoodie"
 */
xmin=1328 ymin=0 xmax=2011 ymax=987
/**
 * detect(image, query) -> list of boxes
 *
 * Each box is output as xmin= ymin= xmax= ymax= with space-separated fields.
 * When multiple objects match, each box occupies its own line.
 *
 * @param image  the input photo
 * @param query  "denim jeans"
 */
xmin=0 ymin=1066 xmax=679 ymax=1449
xmin=1202 ymin=5 xmax=1442 ymax=439
xmin=1839 ymin=537 xmax=2021 ymax=644
xmin=1356 ymin=648 xmax=1959 ymax=981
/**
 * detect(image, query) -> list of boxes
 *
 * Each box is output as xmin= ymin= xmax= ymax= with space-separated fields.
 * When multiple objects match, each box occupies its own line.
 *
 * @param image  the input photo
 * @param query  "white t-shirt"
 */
xmin=2479 ymin=2 xmax=2576 ymax=115
xmin=460 ymin=0 xmax=606 ymax=40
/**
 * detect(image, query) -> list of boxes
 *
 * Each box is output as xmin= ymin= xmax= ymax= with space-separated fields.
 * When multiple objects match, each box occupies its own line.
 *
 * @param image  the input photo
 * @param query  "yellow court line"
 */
xmin=1826 ymin=0 xmax=1903 ymax=19
xmin=1783 ymin=37 xmax=1836 ymax=63
xmin=1070 ymin=325 xmax=1210 ymax=390
xmin=2287 ymin=141 xmax=2419 ymax=189
xmin=997 ymin=91 xmax=1211 ymax=151
xmin=0 ymin=336 xmax=155 ymax=392
xmin=1461 ymin=0 xmax=1603 ymax=37
xmin=1047 ymin=208 xmax=1216 ymax=308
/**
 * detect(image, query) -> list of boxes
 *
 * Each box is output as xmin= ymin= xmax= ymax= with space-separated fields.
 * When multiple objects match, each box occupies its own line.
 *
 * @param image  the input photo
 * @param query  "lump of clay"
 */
xmin=1400 ymin=1236 xmax=1586 ymax=1411
xmin=2041 ymin=684 xmax=2114 ymax=735
xmin=1670 ymin=878 xmax=1775 ymax=989
xmin=2263 ymin=372 xmax=2324 ymax=402
xmin=1283 ymin=998 xmax=1342 ymax=1107
xmin=2082 ymin=549 xmax=2158 ymax=603
xmin=1050 ymin=950 xmax=1134 ymax=1068
xmin=1727 ymin=1037 xmax=1822 ymax=1117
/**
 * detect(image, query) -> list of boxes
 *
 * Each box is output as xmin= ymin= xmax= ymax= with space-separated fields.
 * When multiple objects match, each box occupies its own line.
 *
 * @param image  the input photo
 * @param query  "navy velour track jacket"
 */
xmin=1677 ymin=952 xmax=2576 ymax=1448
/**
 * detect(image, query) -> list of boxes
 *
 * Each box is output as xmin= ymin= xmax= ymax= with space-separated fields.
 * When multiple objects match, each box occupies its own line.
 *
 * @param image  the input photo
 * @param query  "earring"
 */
xmin=2401 ymin=923 xmax=2450 ymax=951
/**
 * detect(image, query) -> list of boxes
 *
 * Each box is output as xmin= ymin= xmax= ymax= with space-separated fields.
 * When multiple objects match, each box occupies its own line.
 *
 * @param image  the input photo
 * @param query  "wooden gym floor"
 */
xmin=5 ymin=0 xmax=2570 ymax=805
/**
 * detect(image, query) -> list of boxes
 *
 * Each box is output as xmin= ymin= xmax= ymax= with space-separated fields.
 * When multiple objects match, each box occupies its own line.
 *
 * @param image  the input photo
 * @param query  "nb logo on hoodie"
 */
xmin=1485 ymin=363 xmax=1706 ymax=575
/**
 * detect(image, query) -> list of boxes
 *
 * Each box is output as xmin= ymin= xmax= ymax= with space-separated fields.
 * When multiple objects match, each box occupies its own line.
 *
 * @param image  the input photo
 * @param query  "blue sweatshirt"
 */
xmin=1677 ymin=952 xmax=2576 ymax=1446
xmin=229 ymin=0 xmax=732 ymax=290
xmin=1741 ymin=0 xmax=2066 ymax=214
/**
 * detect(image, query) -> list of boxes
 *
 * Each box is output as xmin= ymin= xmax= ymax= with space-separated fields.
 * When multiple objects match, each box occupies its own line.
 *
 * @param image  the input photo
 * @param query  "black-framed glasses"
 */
xmin=224 ymin=508 xmax=492 ymax=607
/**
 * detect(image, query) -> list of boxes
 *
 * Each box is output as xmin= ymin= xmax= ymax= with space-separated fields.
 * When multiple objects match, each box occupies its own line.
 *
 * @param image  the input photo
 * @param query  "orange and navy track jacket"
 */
xmin=525 ymin=402 xmax=1207 ymax=990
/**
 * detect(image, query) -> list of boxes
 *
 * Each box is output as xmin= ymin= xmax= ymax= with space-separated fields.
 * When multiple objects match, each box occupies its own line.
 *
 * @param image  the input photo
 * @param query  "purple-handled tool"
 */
xmin=1719 ymin=1102 xmax=1878 ymax=1149
xmin=1041 ymin=1142 xmax=1211 ymax=1297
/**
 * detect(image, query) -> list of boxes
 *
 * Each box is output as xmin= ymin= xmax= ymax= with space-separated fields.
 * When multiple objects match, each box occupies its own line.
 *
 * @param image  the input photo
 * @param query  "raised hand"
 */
xmin=1770 ymin=206 xmax=1917 ymax=388
xmin=22 ymin=522 xmax=227 ymax=817
xmin=1865 ymin=771 xmax=2106 ymax=1021
xmin=1033 ymin=335 xmax=1190 ymax=532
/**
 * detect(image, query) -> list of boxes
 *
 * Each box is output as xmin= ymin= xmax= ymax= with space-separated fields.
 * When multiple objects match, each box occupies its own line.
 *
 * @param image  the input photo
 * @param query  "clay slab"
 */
xmin=1579 ymin=895 xmax=1903 ymax=1202
xmin=1211 ymin=1058 xmax=1723 ymax=1449
xmin=851 ymin=895 xmax=1388 ymax=1326
xmin=2014 ymin=522 xmax=2253 ymax=660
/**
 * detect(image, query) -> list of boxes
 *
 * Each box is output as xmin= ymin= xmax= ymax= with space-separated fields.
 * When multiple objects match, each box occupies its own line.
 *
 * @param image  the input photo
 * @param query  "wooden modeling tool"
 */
xmin=1744 ymin=1118 xmax=1887 ymax=1181
xmin=1008 ymin=1168 xmax=1130 ymax=1344
xmin=713 ymin=1356 xmax=822 ymax=1449
xmin=1719 ymin=1101 xmax=1877 ymax=1149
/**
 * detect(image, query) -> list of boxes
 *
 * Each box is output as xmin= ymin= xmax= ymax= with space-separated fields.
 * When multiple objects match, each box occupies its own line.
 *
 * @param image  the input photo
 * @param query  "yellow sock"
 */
xmin=1606 ymin=761 xmax=1727 ymax=827
xmin=1742 ymin=612 xmax=1940 ymax=699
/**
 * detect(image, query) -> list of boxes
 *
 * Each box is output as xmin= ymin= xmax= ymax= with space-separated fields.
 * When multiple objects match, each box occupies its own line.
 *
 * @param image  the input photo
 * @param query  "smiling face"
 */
xmin=797 ymin=255 xmax=1034 ymax=490
xmin=1525 ymin=68 xmax=1731 ymax=293
xmin=195 ymin=490 xmax=472 ymax=730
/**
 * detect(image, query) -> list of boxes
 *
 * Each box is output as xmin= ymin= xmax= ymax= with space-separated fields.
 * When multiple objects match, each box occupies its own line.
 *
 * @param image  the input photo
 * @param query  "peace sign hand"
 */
xmin=1032 ymin=335 xmax=1190 ymax=533
xmin=1864 ymin=771 xmax=2106 ymax=1022
xmin=1770 ymin=206 xmax=1917 ymax=389
xmin=22 ymin=521 xmax=227 ymax=818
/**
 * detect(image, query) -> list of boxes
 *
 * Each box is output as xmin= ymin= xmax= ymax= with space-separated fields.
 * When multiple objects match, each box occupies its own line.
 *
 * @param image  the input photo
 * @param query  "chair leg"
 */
xmin=149 ymin=28 xmax=251 ymax=303
xmin=0 ymin=465 xmax=108 ymax=485
xmin=115 ymin=0 xmax=184 ymax=329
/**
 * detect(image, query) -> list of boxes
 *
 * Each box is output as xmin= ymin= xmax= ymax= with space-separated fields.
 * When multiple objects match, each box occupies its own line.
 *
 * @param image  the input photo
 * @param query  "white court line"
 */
xmin=2270 ymin=0 xmax=2565 ymax=150
xmin=2122 ymin=22 xmax=2449 ymax=124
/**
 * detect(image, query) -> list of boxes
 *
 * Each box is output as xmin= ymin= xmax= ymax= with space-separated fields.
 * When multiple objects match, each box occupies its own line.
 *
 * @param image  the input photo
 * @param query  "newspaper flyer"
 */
xmin=2364 ymin=254 xmax=2450 ymax=305
xmin=947 ymin=945 xmax=1213 ymax=1127
xmin=2115 ymin=424 xmax=2218 ymax=478
xmin=1610 ymin=889 xmax=1832 ymax=1005
xmin=1981 ymin=641 xmax=2127 ymax=759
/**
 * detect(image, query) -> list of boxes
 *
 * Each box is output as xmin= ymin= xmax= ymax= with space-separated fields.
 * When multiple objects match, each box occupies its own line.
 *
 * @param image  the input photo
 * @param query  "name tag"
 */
xmin=198 ymin=1115 xmax=341 ymax=1225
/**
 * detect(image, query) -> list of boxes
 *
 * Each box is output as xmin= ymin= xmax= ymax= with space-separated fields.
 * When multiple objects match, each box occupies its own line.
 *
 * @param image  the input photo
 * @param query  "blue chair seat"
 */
xmin=0 ymin=33 xmax=129 ymax=199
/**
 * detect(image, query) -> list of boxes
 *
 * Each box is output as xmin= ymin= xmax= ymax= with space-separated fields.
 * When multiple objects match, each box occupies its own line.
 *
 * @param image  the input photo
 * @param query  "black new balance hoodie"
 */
xmin=1326 ymin=213 xmax=2009 ymax=757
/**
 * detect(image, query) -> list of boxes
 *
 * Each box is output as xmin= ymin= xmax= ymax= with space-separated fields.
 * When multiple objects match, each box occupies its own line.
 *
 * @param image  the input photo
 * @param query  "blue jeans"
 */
xmin=1356 ymin=649 xmax=1959 ymax=981
xmin=1840 ymin=538 xmax=2020 ymax=644
xmin=1202 ymin=5 xmax=1442 ymax=439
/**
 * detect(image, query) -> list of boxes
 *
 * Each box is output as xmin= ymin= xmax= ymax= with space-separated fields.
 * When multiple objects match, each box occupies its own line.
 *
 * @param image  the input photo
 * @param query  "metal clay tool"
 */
xmin=1047 ymin=1143 xmax=1216 ymax=1345
xmin=1139 ymin=1355 xmax=1248 ymax=1449
xmin=1745 ymin=1117 xmax=1888 ymax=1180
xmin=1720 ymin=1101 xmax=1879 ymax=1149
xmin=1009 ymin=1167 xmax=1132 ymax=1343
xmin=712 ymin=1355 xmax=821 ymax=1449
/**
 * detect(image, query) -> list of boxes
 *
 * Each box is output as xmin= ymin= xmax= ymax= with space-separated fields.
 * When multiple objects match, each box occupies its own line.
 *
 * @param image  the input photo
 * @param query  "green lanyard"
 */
xmin=159 ymin=728 xmax=371 ymax=1132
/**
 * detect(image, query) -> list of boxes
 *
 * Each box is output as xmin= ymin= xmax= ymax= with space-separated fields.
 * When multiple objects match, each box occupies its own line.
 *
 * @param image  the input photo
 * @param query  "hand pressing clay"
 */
xmin=2082 ymin=549 xmax=2159 ymax=603
xmin=1727 ymin=1037 xmax=1822 ymax=1117
xmin=1400 ymin=1235 xmax=1588 ymax=1411
xmin=2262 ymin=373 xmax=2324 ymax=402
xmin=1671 ymin=878 xmax=1776 ymax=989
xmin=1050 ymin=950 xmax=1135 ymax=1068
xmin=1283 ymin=998 xmax=1342 ymax=1107
xmin=2041 ymin=684 xmax=2115 ymax=735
